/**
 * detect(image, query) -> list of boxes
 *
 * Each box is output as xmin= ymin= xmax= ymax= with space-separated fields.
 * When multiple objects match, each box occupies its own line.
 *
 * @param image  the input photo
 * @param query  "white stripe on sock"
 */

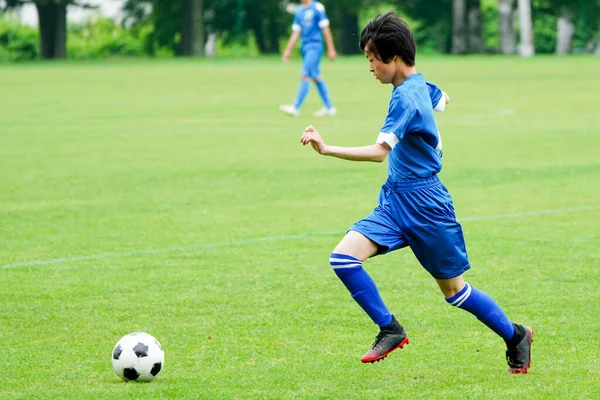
xmin=330 ymin=262 xmax=362 ymax=269
xmin=451 ymin=283 xmax=472 ymax=307
xmin=328 ymin=257 xmax=359 ymax=263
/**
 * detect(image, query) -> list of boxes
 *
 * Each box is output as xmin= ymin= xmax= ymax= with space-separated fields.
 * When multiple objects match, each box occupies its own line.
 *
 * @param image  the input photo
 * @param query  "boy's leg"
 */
xmin=293 ymin=78 xmax=311 ymax=110
xmin=309 ymin=51 xmax=335 ymax=115
xmin=399 ymin=180 xmax=532 ymax=373
xmin=304 ymin=46 xmax=335 ymax=116
xmin=280 ymin=77 xmax=310 ymax=116
xmin=333 ymin=212 xmax=409 ymax=363
xmin=314 ymin=78 xmax=334 ymax=113
xmin=437 ymin=276 xmax=516 ymax=341
xmin=294 ymin=47 xmax=320 ymax=110
xmin=280 ymin=46 xmax=314 ymax=116
xmin=330 ymin=231 xmax=390 ymax=326
xmin=440 ymin=277 xmax=533 ymax=374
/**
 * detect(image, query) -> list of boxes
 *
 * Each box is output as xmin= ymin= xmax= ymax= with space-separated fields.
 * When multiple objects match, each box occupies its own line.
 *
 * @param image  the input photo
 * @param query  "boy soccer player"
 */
xmin=300 ymin=11 xmax=533 ymax=374
xmin=279 ymin=0 xmax=337 ymax=117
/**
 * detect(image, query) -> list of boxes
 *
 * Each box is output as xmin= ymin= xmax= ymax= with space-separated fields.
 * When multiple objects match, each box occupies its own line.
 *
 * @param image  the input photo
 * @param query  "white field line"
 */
xmin=1 ymin=205 xmax=599 ymax=270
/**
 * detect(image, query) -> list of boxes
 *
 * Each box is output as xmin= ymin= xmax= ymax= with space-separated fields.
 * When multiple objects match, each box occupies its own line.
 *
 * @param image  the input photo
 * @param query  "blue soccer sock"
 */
xmin=315 ymin=79 xmax=333 ymax=109
xmin=445 ymin=283 xmax=515 ymax=342
xmin=330 ymin=253 xmax=392 ymax=327
xmin=293 ymin=80 xmax=311 ymax=110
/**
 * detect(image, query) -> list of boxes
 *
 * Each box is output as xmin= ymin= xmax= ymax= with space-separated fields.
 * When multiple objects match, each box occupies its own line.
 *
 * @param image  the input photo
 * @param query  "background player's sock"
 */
xmin=330 ymin=253 xmax=392 ymax=327
xmin=315 ymin=80 xmax=333 ymax=109
xmin=294 ymin=80 xmax=310 ymax=110
xmin=445 ymin=282 xmax=515 ymax=341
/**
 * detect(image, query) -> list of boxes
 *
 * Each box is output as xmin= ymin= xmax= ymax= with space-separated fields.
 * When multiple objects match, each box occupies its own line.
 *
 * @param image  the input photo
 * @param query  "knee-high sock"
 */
xmin=293 ymin=80 xmax=310 ymax=110
xmin=446 ymin=283 xmax=515 ymax=341
xmin=330 ymin=253 xmax=392 ymax=327
xmin=315 ymin=80 xmax=333 ymax=109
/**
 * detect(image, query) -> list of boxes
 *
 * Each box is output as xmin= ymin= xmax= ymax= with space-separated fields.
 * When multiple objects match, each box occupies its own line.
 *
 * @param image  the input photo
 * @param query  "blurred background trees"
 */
xmin=0 ymin=0 xmax=599 ymax=61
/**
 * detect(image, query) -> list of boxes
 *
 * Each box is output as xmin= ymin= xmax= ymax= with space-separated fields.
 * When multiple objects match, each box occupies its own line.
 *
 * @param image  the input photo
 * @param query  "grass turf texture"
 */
xmin=0 ymin=56 xmax=599 ymax=399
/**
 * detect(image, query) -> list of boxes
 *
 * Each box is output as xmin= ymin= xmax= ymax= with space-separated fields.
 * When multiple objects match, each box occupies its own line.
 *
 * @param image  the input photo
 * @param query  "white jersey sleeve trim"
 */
xmin=292 ymin=23 xmax=301 ymax=32
xmin=376 ymin=132 xmax=399 ymax=150
xmin=433 ymin=92 xmax=447 ymax=112
xmin=318 ymin=19 xmax=330 ymax=28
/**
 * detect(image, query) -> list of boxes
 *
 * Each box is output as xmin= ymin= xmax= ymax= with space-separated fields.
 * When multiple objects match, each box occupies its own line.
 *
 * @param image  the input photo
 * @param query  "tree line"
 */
xmin=2 ymin=0 xmax=599 ymax=60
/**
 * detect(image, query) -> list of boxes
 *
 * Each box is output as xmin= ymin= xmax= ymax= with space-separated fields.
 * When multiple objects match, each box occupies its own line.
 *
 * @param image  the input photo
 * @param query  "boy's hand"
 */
xmin=282 ymin=49 xmax=292 ymax=62
xmin=327 ymin=49 xmax=337 ymax=61
xmin=301 ymin=125 xmax=329 ymax=155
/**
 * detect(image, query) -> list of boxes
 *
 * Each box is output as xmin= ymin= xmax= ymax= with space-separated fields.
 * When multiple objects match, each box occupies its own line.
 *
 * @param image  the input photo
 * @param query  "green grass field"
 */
xmin=1 ymin=55 xmax=599 ymax=399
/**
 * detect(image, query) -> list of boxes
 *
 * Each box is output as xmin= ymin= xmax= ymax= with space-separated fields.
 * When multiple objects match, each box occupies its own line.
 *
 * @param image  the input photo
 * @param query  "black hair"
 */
xmin=359 ymin=11 xmax=416 ymax=66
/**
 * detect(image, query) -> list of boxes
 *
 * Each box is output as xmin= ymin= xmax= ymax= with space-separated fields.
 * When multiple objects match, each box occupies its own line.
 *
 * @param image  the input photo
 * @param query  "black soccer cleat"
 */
xmin=506 ymin=324 xmax=533 ymax=374
xmin=361 ymin=315 xmax=409 ymax=363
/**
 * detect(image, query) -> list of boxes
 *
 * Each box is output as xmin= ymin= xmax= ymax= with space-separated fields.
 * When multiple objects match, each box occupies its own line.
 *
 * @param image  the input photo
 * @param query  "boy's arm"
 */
xmin=426 ymin=81 xmax=450 ymax=112
xmin=282 ymin=31 xmax=301 ymax=62
xmin=321 ymin=26 xmax=337 ymax=61
xmin=300 ymin=126 xmax=389 ymax=163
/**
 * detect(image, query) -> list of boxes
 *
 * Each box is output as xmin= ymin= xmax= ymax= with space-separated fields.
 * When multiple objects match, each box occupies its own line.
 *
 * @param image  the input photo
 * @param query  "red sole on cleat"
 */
xmin=362 ymin=337 xmax=409 ymax=364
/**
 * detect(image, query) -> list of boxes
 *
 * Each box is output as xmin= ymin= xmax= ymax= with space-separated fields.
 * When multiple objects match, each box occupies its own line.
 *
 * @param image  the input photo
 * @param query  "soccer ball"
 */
xmin=112 ymin=332 xmax=164 ymax=382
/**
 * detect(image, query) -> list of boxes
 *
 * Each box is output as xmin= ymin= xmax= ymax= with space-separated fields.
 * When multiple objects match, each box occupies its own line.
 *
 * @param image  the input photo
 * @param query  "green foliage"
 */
xmin=2 ymin=0 xmax=600 ymax=61
xmin=482 ymin=0 xmax=500 ymax=53
xmin=532 ymin=4 xmax=558 ymax=54
xmin=215 ymin=31 xmax=260 ymax=57
xmin=67 ymin=16 xmax=145 ymax=60
xmin=0 ymin=16 xmax=38 ymax=61
xmin=572 ymin=0 xmax=600 ymax=52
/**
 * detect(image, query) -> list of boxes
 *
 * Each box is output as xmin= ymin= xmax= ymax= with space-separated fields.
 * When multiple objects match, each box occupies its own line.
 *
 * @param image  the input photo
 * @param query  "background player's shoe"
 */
xmin=279 ymin=104 xmax=299 ymax=117
xmin=506 ymin=324 xmax=533 ymax=374
xmin=360 ymin=315 xmax=409 ymax=363
xmin=313 ymin=107 xmax=336 ymax=117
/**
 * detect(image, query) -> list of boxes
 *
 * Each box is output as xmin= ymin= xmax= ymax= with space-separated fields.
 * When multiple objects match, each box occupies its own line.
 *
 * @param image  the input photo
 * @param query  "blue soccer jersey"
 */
xmin=292 ymin=1 xmax=330 ymax=47
xmin=377 ymin=74 xmax=444 ymax=181
xmin=351 ymin=74 xmax=469 ymax=279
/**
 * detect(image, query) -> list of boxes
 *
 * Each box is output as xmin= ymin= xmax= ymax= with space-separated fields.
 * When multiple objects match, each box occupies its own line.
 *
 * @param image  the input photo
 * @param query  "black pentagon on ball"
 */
xmin=112 ymin=344 xmax=123 ymax=360
xmin=133 ymin=342 xmax=149 ymax=358
xmin=123 ymin=367 xmax=140 ymax=381
xmin=150 ymin=362 xmax=162 ymax=376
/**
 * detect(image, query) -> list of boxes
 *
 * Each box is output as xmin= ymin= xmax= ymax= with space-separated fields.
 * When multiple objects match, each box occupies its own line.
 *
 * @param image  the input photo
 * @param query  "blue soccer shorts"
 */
xmin=350 ymin=175 xmax=471 ymax=280
xmin=301 ymin=44 xmax=323 ymax=80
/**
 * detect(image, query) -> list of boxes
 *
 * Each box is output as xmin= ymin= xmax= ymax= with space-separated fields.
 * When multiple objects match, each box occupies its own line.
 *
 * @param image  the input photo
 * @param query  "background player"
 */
xmin=279 ymin=0 xmax=337 ymax=117
xmin=299 ymin=11 xmax=533 ymax=374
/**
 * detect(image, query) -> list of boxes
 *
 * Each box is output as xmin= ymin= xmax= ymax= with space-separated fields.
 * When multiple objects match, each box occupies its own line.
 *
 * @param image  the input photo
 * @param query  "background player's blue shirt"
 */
xmin=292 ymin=1 xmax=330 ymax=48
xmin=377 ymin=74 xmax=444 ymax=181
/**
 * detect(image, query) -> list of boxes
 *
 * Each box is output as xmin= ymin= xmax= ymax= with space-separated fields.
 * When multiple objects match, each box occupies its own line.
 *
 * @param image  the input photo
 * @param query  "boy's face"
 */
xmin=364 ymin=46 xmax=396 ymax=85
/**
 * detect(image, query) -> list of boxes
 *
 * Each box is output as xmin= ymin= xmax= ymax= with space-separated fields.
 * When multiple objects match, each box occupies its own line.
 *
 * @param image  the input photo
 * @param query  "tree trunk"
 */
xmin=596 ymin=23 xmax=600 ymax=55
xmin=180 ymin=0 xmax=204 ymax=57
xmin=36 ymin=2 xmax=67 ymax=60
xmin=498 ymin=0 xmax=515 ymax=54
xmin=517 ymin=0 xmax=534 ymax=56
xmin=452 ymin=0 xmax=467 ymax=54
xmin=467 ymin=0 xmax=484 ymax=53
xmin=556 ymin=6 xmax=575 ymax=55
xmin=340 ymin=12 xmax=360 ymax=55
xmin=205 ymin=32 xmax=216 ymax=57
